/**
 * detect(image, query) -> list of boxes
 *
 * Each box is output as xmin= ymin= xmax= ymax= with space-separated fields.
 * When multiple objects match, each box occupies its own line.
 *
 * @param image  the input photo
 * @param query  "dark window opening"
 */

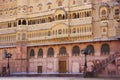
xmin=38 ymin=48 xmax=43 ymax=58
xmin=18 ymin=20 xmax=21 ymax=25
xmin=47 ymin=48 xmax=54 ymax=57
xmin=29 ymin=49 xmax=35 ymax=58
xmin=101 ymin=44 xmax=110 ymax=56
xmin=72 ymin=46 xmax=80 ymax=56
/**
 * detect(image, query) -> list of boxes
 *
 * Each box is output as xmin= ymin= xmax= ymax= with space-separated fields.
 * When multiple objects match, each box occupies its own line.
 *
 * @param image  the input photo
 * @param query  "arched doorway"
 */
xmin=58 ymin=46 xmax=67 ymax=73
xmin=59 ymin=61 xmax=67 ymax=73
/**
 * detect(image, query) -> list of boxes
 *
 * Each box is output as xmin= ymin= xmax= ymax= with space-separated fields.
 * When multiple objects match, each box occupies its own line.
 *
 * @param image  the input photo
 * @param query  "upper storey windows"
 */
xmin=101 ymin=10 xmax=107 ymax=16
xmin=47 ymin=2 xmax=52 ymax=9
xmin=99 ymin=1 xmax=119 ymax=21
xmin=115 ymin=9 xmax=119 ymax=15
xmin=57 ymin=0 xmax=63 ymax=6
xmin=99 ymin=3 xmax=110 ymax=20
xmin=27 ymin=9 xmax=92 ymax=26
xmin=37 ymin=4 xmax=43 ymax=11
xmin=113 ymin=1 xmax=120 ymax=20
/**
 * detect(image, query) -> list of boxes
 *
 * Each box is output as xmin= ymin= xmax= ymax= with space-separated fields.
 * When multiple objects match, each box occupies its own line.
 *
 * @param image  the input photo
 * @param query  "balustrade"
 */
xmin=93 ymin=52 xmax=118 ymax=74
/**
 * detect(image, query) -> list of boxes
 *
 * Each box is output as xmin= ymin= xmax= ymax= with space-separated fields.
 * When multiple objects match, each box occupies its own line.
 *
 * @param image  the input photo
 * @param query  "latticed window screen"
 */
xmin=101 ymin=44 xmax=110 ymax=55
xmin=38 ymin=48 xmax=43 ymax=58
xmin=72 ymin=46 xmax=80 ymax=56
xmin=86 ymin=45 xmax=94 ymax=56
xmin=59 ymin=47 xmax=67 ymax=55
xmin=115 ymin=9 xmax=119 ymax=15
xmin=30 ymin=49 xmax=35 ymax=57
xmin=47 ymin=48 xmax=54 ymax=57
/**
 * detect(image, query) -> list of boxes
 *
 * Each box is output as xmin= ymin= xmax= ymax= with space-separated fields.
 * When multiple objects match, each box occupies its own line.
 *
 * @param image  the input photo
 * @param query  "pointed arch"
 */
xmin=47 ymin=47 xmax=54 ymax=57
xmin=29 ymin=49 xmax=35 ymax=58
xmin=72 ymin=46 xmax=80 ymax=56
xmin=86 ymin=45 xmax=94 ymax=56
xmin=38 ymin=48 xmax=43 ymax=58
xmin=59 ymin=46 xmax=67 ymax=55
xmin=101 ymin=44 xmax=110 ymax=55
xmin=18 ymin=20 xmax=21 ymax=25
xmin=22 ymin=19 xmax=27 ymax=25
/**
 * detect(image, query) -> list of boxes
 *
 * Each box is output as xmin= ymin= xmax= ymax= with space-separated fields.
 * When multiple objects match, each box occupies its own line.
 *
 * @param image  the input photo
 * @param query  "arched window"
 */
xmin=86 ymin=45 xmax=94 ymax=56
xmin=14 ymin=22 xmax=17 ymax=27
xmin=28 ymin=20 xmax=30 ymax=25
xmin=48 ymin=31 xmax=51 ymax=36
xmin=38 ymin=4 xmax=42 ymax=10
xmin=58 ymin=29 xmax=62 ymax=34
xmin=30 ymin=20 xmax=32 ymax=25
xmin=29 ymin=49 xmax=35 ymax=58
xmin=72 ymin=28 xmax=76 ymax=33
xmin=101 ymin=44 xmax=110 ymax=55
xmin=41 ymin=19 xmax=45 ymax=23
xmin=85 ymin=12 xmax=87 ymax=17
xmin=47 ymin=47 xmax=54 ymax=57
xmin=77 ymin=13 xmax=79 ymax=18
xmin=47 ymin=2 xmax=52 ymax=9
xmin=63 ymin=15 xmax=65 ymax=19
xmin=3 ymin=50 xmax=7 ymax=58
xmin=101 ymin=10 xmax=106 ymax=16
xmin=59 ymin=47 xmax=67 ymax=55
xmin=87 ymin=11 xmax=90 ymax=17
xmin=115 ymin=9 xmax=119 ymax=15
xmin=38 ymin=48 xmax=43 ymax=58
xmin=18 ymin=20 xmax=21 ymax=25
xmin=8 ymin=23 xmax=11 ymax=28
xmin=22 ymin=20 xmax=27 ymax=25
xmin=48 ymin=17 xmax=52 ymax=22
xmin=72 ymin=13 xmax=77 ymax=19
xmin=58 ymin=14 xmax=63 ymax=20
xmin=72 ymin=46 xmax=80 ymax=56
xmin=58 ymin=0 xmax=62 ymax=6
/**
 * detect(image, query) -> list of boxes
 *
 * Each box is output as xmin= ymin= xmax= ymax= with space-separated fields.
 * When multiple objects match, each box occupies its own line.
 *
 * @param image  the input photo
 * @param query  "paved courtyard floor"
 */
xmin=0 ymin=77 xmax=120 ymax=80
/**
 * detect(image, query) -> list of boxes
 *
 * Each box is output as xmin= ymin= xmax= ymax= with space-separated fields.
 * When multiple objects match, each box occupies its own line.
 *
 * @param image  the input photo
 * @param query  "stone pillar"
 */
xmin=67 ymin=44 xmax=72 ymax=73
xmin=54 ymin=58 xmax=58 ymax=73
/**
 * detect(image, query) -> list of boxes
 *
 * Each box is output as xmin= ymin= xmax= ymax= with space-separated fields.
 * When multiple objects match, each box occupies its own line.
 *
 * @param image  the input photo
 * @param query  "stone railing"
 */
xmin=27 ymin=20 xmax=69 ymax=31
xmin=70 ymin=17 xmax=92 ymax=26
xmin=70 ymin=32 xmax=92 ymax=37
xmin=0 ymin=27 xmax=17 ymax=34
xmin=0 ymin=42 xmax=16 ymax=48
xmin=93 ymin=52 xmax=118 ymax=74
xmin=84 ymin=52 xmax=119 ymax=77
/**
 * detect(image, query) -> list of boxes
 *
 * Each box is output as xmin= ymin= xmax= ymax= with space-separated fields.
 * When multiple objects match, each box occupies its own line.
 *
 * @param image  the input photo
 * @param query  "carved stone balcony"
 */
xmin=114 ymin=15 xmax=120 ymax=22
xmin=100 ymin=16 xmax=108 ymax=21
xmin=0 ymin=27 xmax=16 ymax=34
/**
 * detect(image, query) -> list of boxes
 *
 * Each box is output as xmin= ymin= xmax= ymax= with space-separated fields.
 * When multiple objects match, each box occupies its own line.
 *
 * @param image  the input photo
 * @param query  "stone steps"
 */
xmin=10 ymin=73 xmax=83 ymax=77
